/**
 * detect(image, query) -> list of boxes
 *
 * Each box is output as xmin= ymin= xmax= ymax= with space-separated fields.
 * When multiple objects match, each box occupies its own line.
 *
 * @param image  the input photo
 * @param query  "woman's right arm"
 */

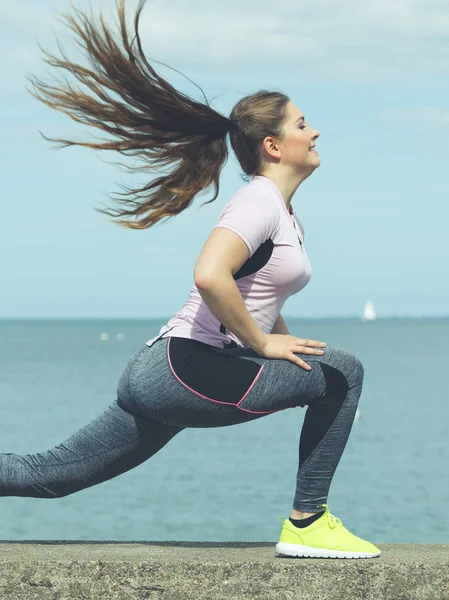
xmin=195 ymin=274 xmax=267 ymax=353
xmin=194 ymin=226 xmax=326 ymax=368
xmin=194 ymin=226 xmax=268 ymax=353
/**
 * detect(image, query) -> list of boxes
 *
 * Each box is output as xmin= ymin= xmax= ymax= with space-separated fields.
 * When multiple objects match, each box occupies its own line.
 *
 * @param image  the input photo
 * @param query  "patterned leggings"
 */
xmin=0 ymin=336 xmax=364 ymax=513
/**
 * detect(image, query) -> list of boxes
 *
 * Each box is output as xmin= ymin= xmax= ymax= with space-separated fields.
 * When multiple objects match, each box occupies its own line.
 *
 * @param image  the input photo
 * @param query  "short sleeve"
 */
xmin=213 ymin=194 xmax=279 ymax=258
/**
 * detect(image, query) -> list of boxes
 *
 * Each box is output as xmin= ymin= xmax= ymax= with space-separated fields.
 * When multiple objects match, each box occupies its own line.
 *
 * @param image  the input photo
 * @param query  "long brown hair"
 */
xmin=26 ymin=0 xmax=290 ymax=230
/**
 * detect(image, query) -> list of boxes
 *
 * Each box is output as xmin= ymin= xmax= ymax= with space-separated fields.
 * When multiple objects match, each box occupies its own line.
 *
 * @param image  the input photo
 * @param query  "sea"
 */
xmin=0 ymin=317 xmax=447 ymax=544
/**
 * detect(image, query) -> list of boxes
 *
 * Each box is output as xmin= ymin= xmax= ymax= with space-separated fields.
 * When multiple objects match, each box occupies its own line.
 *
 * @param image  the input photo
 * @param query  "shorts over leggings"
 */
xmin=0 ymin=336 xmax=364 ymax=513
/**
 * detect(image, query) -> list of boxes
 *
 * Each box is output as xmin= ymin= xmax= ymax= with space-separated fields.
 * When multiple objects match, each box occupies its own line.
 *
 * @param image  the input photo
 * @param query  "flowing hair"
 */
xmin=26 ymin=0 xmax=290 ymax=230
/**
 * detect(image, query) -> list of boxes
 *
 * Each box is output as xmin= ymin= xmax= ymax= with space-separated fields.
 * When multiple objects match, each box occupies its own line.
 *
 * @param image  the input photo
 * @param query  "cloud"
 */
xmin=0 ymin=0 xmax=448 ymax=85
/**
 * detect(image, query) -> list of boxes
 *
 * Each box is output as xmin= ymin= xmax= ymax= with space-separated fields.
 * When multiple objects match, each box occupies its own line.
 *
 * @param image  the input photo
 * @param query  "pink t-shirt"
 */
xmin=146 ymin=175 xmax=312 ymax=349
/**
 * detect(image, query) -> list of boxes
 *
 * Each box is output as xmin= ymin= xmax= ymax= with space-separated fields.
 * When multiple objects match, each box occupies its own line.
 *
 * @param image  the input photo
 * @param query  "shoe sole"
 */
xmin=276 ymin=542 xmax=381 ymax=559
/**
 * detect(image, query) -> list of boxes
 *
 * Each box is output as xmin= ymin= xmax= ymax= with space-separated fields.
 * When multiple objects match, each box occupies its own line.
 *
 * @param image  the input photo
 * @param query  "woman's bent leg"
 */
xmin=233 ymin=346 xmax=364 ymax=513
xmin=293 ymin=358 xmax=363 ymax=512
xmin=0 ymin=399 xmax=184 ymax=498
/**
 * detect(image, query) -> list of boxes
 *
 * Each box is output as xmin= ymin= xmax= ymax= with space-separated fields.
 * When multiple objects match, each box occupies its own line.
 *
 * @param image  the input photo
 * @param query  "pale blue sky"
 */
xmin=1 ymin=0 xmax=448 ymax=319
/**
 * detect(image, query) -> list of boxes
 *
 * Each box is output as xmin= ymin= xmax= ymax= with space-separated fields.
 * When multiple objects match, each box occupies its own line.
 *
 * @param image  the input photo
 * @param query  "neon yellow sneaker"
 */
xmin=275 ymin=504 xmax=381 ymax=559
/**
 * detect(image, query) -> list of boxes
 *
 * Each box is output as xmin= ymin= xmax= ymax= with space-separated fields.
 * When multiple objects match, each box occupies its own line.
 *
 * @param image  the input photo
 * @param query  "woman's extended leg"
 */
xmin=0 ymin=400 xmax=184 ymax=498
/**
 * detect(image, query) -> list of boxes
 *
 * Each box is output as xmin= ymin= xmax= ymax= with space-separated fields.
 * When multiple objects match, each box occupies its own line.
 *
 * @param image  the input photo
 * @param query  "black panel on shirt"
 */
xmin=219 ymin=238 xmax=274 ymax=338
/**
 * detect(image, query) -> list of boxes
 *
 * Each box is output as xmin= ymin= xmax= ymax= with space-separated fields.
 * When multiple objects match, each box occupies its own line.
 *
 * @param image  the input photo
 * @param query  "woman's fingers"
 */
xmin=286 ymin=337 xmax=327 ymax=368
xmin=299 ymin=346 xmax=325 ymax=355
xmin=297 ymin=338 xmax=326 ymax=347
xmin=291 ymin=355 xmax=312 ymax=370
xmin=295 ymin=338 xmax=326 ymax=353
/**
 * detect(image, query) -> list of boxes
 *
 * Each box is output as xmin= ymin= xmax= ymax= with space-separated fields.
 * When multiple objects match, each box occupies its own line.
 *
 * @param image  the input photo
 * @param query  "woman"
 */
xmin=2 ymin=0 xmax=380 ymax=559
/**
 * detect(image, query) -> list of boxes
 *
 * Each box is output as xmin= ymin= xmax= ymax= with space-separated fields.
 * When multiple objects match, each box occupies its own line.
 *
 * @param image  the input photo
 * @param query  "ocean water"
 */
xmin=0 ymin=317 xmax=447 ymax=544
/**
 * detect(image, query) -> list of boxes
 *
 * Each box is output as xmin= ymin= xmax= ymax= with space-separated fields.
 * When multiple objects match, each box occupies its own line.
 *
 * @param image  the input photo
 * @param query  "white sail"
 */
xmin=362 ymin=300 xmax=376 ymax=321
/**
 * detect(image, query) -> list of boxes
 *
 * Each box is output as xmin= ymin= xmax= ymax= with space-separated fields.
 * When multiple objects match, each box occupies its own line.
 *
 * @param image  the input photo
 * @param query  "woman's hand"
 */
xmin=258 ymin=334 xmax=326 ymax=370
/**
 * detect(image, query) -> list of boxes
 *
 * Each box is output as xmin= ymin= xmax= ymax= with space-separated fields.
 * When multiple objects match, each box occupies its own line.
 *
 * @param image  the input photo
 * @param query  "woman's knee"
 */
xmin=325 ymin=347 xmax=364 ymax=384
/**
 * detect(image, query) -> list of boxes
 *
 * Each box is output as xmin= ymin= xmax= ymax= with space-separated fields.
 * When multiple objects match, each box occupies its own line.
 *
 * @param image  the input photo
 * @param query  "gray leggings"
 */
xmin=0 ymin=336 xmax=364 ymax=513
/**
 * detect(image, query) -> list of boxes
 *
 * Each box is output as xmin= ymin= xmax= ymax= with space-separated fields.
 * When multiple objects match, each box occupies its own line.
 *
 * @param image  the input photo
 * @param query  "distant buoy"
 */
xmin=100 ymin=333 xmax=109 ymax=341
xmin=116 ymin=333 xmax=125 ymax=340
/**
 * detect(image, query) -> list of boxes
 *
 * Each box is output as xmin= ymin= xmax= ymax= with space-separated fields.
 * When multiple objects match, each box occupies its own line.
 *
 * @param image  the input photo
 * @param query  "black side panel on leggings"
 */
xmin=299 ymin=363 xmax=348 ymax=465
xmin=168 ymin=337 xmax=261 ymax=405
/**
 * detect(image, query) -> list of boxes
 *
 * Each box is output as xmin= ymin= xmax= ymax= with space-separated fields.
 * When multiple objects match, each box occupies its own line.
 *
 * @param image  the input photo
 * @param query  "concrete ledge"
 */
xmin=0 ymin=542 xmax=448 ymax=599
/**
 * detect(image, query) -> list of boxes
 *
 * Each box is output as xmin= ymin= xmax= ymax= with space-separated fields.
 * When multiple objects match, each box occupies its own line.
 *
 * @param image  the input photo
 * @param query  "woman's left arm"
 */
xmin=271 ymin=313 xmax=290 ymax=335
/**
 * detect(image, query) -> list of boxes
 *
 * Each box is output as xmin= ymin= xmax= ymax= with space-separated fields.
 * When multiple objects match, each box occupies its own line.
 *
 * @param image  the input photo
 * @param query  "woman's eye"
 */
xmin=299 ymin=125 xmax=306 ymax=130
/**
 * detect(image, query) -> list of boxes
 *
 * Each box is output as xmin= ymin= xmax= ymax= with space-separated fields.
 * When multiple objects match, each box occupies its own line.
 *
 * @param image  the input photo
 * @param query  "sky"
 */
xmin=1 ymin=0 xmax=448 ymax=320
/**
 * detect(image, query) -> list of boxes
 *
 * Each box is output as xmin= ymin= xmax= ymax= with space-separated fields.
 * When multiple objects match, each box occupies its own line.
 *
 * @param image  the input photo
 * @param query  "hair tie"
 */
xmin=228 ymin=118 xmax=240 ymax=132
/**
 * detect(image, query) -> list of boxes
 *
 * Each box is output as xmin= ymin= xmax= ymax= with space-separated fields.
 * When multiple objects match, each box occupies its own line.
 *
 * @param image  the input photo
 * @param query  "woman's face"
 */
xmin=263 ymin=101 xmax=321 ymax=172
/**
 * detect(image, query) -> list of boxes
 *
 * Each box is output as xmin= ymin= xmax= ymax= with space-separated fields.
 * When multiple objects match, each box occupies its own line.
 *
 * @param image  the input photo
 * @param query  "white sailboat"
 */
xmin=362 ymin=300 xmax=376 ymax=321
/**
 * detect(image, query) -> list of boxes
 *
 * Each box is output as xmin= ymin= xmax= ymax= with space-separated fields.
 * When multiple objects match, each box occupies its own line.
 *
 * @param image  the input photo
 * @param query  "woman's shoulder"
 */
xmin=222 ymin=179 xmax=279 ymax=214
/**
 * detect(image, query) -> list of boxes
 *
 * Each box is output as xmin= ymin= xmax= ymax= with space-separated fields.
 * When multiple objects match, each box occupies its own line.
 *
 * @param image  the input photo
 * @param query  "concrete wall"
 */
xmin=0 ymin=542 xmax=447 ymax=599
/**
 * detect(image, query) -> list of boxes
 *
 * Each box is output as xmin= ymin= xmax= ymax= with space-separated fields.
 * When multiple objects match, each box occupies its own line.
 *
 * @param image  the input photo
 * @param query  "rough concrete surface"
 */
xmin=0 ymin=541 xmax=448 ymax=599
